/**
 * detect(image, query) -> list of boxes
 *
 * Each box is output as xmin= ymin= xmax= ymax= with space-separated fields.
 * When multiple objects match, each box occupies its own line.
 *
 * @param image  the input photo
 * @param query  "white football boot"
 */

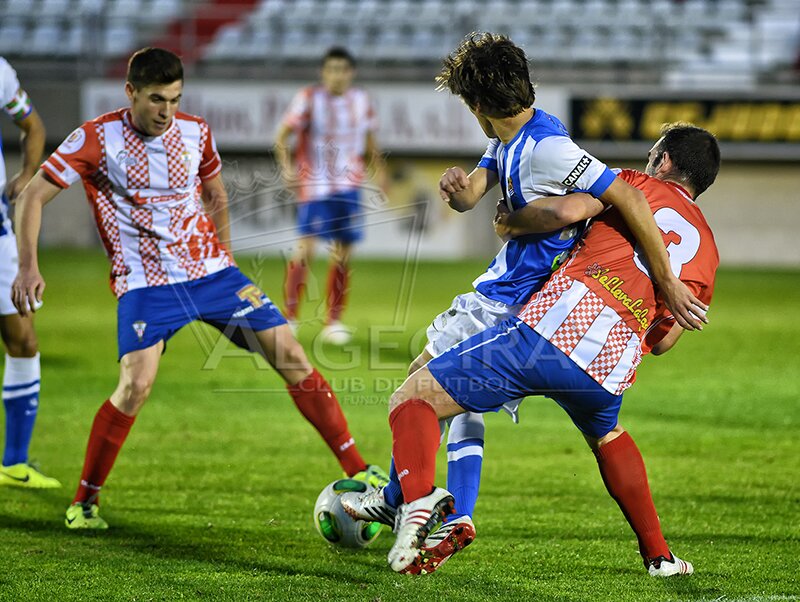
xmin=340 ymin=486 xmax=397 ymax=527
xmin=388 ymin=487 xmax=455 ymax=573
xmin=321 ymin=321 xmax=352 ymax=345
xmin=647 ymin=552 xmax=694 ymax=577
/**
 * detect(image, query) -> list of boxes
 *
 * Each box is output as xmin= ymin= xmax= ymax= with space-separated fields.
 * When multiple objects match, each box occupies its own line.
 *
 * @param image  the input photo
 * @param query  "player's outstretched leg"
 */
xmin=254 ymin=324 xmax=385 ymax=482
xmin=592 ymin=427 xmax=693 ymax=577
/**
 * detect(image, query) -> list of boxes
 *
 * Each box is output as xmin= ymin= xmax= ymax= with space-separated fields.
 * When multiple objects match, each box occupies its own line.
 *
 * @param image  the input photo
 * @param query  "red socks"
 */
xmin=593 ymin=431 xmax=670 ymax=561
xmin=284 ymin=260 xmax=308 ymax=320
xmin=389 ymin=399 xmax=440 ymax=502
xmin=287 ymin=369 xmax=366 ymax=476
xmin=326 ymin=263 xmax=349 ymax=323
xmin=72 ymin=400 xmax=136 ymax=506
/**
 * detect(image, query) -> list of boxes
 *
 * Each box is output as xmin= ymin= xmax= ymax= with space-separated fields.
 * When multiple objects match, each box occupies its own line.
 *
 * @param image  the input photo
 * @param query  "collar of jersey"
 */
xmin=664 ymin=180 xmax=694 ymax=204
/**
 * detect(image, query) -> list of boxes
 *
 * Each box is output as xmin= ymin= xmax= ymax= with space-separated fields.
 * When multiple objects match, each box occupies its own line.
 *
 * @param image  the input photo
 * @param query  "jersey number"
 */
xmin=633 ymin=207 xmax=700 ymax=279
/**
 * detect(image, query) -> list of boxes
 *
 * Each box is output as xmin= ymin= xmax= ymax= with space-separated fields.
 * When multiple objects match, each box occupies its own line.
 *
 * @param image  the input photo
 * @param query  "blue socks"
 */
xmin=2 ymin=353 xmax=41 ymax=467
xmin=383 ymin=458 xmax=404 ymax=508
xmin=445 ymin=412 xmax=485 ymax=521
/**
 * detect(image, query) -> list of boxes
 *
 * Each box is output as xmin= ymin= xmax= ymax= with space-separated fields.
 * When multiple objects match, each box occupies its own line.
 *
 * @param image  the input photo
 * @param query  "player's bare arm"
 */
xmin=598 ymin=177 xmax=708 ymax=331
xmin=650 ymin=323 xmax=684 ymax=356
xmin=273 ymin=122 xmax=295 ymax=187
xmin=201 ymin=174 xmax=231 ymax=249
xmin=494 ymin=192 xmax=605 ymax=238
xmin=439 ymin=166 xmax=498 ymax=212
xmin=10 ymin=171 xmax=62 ymax=316
xmin=6 ymin=106 xmax=45 ymax=200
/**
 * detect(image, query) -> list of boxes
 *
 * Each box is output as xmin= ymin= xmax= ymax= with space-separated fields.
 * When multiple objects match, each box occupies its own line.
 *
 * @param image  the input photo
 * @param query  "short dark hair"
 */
xmin=322 ymin=47 xmax=356 ymax=68
xmin=656 ymin=123 xmax=721 ymax=197
xmin=436 ymin=32 xmax=535 ymax=119
xmin=127 ymin=47 xmax=184 ymax=90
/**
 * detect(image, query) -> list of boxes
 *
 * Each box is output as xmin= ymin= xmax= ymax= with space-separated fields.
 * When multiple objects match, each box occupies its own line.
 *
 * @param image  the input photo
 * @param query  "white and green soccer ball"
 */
xmin=313 ymin=478 xmax=383 ymax=549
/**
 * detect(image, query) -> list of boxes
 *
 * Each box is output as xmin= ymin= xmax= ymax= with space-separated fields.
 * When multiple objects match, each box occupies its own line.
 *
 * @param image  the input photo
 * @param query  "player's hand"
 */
xmin=659 ymin=276 xmax=709 ymax=331
xmin=493 ymin=199 xmax=512 ymax=240
xmin=11 ymin=268 xmax=45 ymax=317
xmin=5 ymin=170 xmax=33 ymax=201
xmin=438 ymin=167 xmax=470 ymax=202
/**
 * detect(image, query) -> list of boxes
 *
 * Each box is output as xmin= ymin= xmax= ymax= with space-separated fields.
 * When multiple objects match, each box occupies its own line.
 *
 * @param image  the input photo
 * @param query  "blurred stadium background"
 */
xmin=1 ymin=0 xmax=799 ymax=268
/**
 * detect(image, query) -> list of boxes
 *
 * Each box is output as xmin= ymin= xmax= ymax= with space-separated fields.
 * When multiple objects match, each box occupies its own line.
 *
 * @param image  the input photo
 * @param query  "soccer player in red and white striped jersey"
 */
xmin=274 ymin=47 xmax=384 ymax=344
xmin=385 ymin=124 xmax=720 ymax=577
xmin=11 ymin=48 xmax=387 ymax=529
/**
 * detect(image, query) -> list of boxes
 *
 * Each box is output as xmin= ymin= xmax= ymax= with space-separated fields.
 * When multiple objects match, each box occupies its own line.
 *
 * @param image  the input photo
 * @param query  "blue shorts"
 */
xmin=427 ymin=318 xmax=624 ymax=438
xmin=117 ymin=267 xmax=286 ymax=359
xmin=297 ymin=189 xmax=363 ymax=243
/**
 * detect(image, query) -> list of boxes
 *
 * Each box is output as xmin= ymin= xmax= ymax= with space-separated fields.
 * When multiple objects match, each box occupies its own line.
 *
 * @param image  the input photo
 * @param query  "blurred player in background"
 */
xmin=274 ymin=47 xmax=385 ymax=345
xmin=385 ymin=123 xmax=720 ymax=576
xmin=0 ymin=57 xmax=59 ymax=489
xmin=342 ymin=33 xmax=706 ymax=567
xmin=11 ymin=48 xmax=386 ymax=529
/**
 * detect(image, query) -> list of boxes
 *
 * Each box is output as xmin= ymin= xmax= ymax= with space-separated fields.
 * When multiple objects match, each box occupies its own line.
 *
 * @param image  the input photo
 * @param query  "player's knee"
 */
xmin=126 ymin=375 xmax=155 ymax=405
xmin=280 ymin=338 xmax=312 ymax=373
xmin=5 ymin=334 xmax=39 ymax=358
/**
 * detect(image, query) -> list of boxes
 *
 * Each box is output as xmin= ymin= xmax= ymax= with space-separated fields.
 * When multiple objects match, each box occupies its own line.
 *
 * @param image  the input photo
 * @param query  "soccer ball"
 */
xmin=313 ymin=478 xmax=383 ymax=549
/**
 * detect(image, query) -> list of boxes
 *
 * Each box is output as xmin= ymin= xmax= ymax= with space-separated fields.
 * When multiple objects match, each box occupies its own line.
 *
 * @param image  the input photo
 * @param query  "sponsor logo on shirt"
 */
xmin=585 ymin=262 xmax=650 ymax=331
xmin=116 ymin=150 xmax=139 ymax=167
xmin=562 ymin=155 xmax=592 ymax=188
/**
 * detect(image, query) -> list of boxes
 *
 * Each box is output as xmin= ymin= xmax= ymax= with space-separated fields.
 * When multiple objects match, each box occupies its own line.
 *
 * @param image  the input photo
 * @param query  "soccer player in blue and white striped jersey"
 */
xmin=0 ymin=57 xmax=58 ymax=488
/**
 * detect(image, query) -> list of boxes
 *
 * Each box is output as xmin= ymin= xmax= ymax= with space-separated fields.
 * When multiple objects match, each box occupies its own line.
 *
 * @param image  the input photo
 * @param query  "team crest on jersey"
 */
xmin=132 ymin=320 xmax=147 ymax=342
xmin=116 ymin=150 xmax=139 ymax=167
xmin=57 ymin=127 xmax=86 ymax=155
xmin=506 ymin=176 xmax=514 ymax=197
xmin=181 ymin=150 xmax=191 ymax=166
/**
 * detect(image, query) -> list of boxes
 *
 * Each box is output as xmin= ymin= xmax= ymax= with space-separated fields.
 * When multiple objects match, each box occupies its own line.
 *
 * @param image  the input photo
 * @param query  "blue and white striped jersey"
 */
xmin=472 ymin=108 xmax=616 ymax=305
xmin=0 ymin=57 xmax=34 ymax=238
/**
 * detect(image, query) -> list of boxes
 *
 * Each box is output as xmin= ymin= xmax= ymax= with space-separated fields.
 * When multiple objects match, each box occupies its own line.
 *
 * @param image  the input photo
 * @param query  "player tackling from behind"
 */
xmin=342 ymin=33 xmax=709 ymax=572
xmin=11 ymin=48 xmax=387 ymax=529
xmin=385 ymin=122 xmax=720 ymax=576
xmin=274 ymin=47 xmax=385 ymax=345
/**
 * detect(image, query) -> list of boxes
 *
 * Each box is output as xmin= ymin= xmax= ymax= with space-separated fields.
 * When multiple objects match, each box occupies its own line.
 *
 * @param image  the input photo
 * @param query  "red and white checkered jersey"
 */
xmin=519 ymin=169 xmax=719 ymax=395
xmin=41 ymin=108 xmax=233 ymax=298
xmin=281 ymin=85 xmax=376 ymax=202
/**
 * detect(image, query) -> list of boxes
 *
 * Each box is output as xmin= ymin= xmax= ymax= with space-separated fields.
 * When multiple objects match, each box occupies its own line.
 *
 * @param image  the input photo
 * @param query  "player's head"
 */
xmin=321 ymin=47 xmax=356 ymax=95
xmin=125 ymin=47 xmax=184 ymax=136
xmin=437 ymin=32 xmax=535 ymax=128
xmin=646 ymin=123 xmax=721 ymax=198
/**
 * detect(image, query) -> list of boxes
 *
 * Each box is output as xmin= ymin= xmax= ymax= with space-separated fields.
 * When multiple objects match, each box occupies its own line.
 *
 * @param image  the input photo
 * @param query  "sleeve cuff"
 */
xmin=587 ymin=167 xmax=616 ymax=198
xmin=477 ymin=158 xmax=498 ymax=173
xmin=40 ymin=162 xmax=70 ymax=189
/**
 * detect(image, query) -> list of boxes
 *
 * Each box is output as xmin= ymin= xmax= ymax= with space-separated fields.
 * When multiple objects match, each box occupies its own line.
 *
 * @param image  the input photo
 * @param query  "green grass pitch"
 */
xmin=1 ymin=250 xmax=798 ymax=601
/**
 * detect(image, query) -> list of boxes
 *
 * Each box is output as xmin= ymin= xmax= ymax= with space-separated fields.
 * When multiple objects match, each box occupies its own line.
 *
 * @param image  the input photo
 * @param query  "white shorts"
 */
xmin=425 ymin=290 xmax=524 ymax=422
xmin=0 ymin=235 xmax=19 ymax=316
